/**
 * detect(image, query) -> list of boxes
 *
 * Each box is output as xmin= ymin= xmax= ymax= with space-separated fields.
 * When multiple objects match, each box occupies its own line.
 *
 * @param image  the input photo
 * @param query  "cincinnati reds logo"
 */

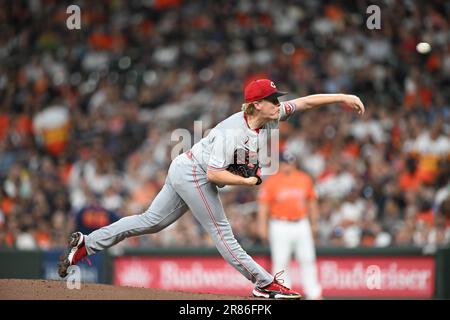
xmin=270 ymin=81 xmax=276 ymax=88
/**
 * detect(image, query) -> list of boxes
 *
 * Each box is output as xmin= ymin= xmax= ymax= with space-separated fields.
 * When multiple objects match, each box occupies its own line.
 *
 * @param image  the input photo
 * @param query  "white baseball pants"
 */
xmin=269 ymin=218 xmax=322 ymax=299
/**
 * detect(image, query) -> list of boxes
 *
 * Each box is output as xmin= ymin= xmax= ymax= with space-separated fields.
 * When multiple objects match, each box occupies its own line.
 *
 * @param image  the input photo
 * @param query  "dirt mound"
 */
xmin=0 ymin=279 xmax=259 ymax=300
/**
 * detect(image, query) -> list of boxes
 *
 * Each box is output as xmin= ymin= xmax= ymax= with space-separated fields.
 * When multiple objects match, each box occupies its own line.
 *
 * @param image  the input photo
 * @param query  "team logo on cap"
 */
xmin=270 ymin=81 xmax=276 ymax=88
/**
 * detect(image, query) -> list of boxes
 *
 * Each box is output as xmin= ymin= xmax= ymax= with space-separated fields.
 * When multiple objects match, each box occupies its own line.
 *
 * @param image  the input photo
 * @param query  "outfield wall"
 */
xmin=1 ymin=246 xmax=449 ymax=299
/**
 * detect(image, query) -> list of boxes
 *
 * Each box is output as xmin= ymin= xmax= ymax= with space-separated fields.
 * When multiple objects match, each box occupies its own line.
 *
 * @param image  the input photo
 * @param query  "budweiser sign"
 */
xmin=114 ymin=256 xmax=269 ymax=294
xmin=317 ymin=257 xmax=434 ymax=297
xmin=159 ymin=262 xmax=253 ymax=290
xmin=113 ymin=256 xmax=435 ymax=298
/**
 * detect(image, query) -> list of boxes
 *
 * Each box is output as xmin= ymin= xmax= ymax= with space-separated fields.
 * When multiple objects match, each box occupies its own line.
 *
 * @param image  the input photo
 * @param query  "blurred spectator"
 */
xmin=74 ymin=193 xmax=120 ymax=235
xmin=330 ymin=188 xmax=366 ymax=247
xmin=15 ymin=226 xmax=37 ymax=250
xmin=381 ymin=198 xmax=402 ymax=236
xmin=399 ymin=157 xmax=423 ymax=193
xmin=428 ymin=196 xmax=450 ymax=246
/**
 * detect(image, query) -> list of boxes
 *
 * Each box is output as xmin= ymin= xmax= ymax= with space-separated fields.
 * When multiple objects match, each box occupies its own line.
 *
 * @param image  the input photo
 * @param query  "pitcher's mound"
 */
xmin=0 ymin=279 xmax=259 ymax=300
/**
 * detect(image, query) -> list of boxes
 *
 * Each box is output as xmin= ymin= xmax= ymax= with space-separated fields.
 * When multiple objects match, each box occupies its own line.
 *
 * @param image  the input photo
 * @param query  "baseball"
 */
xmin=416 ymin=42 xmax=431 ymax=54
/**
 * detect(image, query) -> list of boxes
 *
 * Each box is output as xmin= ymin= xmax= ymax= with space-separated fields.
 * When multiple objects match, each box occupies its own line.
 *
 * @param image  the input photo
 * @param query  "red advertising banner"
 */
xmin=317 ymin=257 xmax=434 ymax=298
xmin=113 ymin=256 xmax=435 ymax=298
xmin=113 ymin=256 xmax=270 ymax=294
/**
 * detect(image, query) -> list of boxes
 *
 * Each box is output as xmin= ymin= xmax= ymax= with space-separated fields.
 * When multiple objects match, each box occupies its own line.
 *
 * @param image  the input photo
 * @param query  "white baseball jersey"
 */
xmin=190 ymin=101 xmax=297 ymax=173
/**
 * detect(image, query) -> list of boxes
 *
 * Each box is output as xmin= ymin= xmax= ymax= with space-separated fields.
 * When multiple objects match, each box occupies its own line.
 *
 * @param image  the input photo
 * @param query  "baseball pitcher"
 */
xmin=58 ymin=78 xmax=364 ymax=299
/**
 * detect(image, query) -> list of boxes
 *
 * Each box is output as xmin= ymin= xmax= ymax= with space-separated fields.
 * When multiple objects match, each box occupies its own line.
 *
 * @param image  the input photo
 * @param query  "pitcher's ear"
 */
xmin=253 ymin=101 xmax=263 ymax=111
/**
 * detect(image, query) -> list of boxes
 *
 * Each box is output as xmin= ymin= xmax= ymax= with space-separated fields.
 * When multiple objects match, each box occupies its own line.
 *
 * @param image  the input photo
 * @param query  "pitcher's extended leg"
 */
xmin=85 ymin=182 xmax=188 ymax=254
xmin=172 ymin=163 xmax=273 ymax=287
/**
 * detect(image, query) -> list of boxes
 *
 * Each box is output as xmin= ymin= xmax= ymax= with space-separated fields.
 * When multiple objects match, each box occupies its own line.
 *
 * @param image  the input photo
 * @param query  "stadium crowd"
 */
xmin=0 ymin=0 xmax=449 ymax=251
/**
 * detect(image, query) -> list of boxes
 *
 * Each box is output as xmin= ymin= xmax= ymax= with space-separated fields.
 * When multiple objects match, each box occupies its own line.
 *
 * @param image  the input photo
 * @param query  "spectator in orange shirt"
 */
xmin=399 ymin=157 xmax=423 ymax=192
xmin=257 ymin=151 xmax=322 ymax=299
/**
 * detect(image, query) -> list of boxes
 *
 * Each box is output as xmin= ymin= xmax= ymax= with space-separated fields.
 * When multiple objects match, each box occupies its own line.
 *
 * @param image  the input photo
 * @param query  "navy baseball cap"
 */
xmin=280 ymin=150 xmax=297 ymax=164
xmin=244 ymin=79 xmax=287 ymax=103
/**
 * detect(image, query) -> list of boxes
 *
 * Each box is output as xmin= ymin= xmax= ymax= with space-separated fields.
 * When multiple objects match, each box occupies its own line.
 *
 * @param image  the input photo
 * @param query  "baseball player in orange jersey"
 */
xmin=257 ymin=151 xmax=322 ymax=299
xmin=58 ymin=78 xmax=364 ymax=299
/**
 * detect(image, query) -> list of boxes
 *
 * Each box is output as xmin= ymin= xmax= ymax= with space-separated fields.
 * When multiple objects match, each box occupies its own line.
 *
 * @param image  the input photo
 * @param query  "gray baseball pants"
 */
xmin=85 ymin=153 xmax=273 ymax=287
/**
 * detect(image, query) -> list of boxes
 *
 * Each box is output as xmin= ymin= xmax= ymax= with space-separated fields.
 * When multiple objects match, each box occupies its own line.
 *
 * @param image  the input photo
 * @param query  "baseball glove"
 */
xmin=227 ymin=162 xmax=262 ymax=185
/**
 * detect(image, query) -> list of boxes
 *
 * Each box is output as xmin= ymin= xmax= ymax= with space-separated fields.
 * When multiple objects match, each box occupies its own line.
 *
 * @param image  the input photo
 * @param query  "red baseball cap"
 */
xmin=244 ymin=79 xmax=287 ymax=103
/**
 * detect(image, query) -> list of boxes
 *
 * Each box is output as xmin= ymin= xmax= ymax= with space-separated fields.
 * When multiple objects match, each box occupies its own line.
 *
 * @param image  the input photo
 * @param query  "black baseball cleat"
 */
xmin=58 ymin=232 xmax=88 ymax=278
